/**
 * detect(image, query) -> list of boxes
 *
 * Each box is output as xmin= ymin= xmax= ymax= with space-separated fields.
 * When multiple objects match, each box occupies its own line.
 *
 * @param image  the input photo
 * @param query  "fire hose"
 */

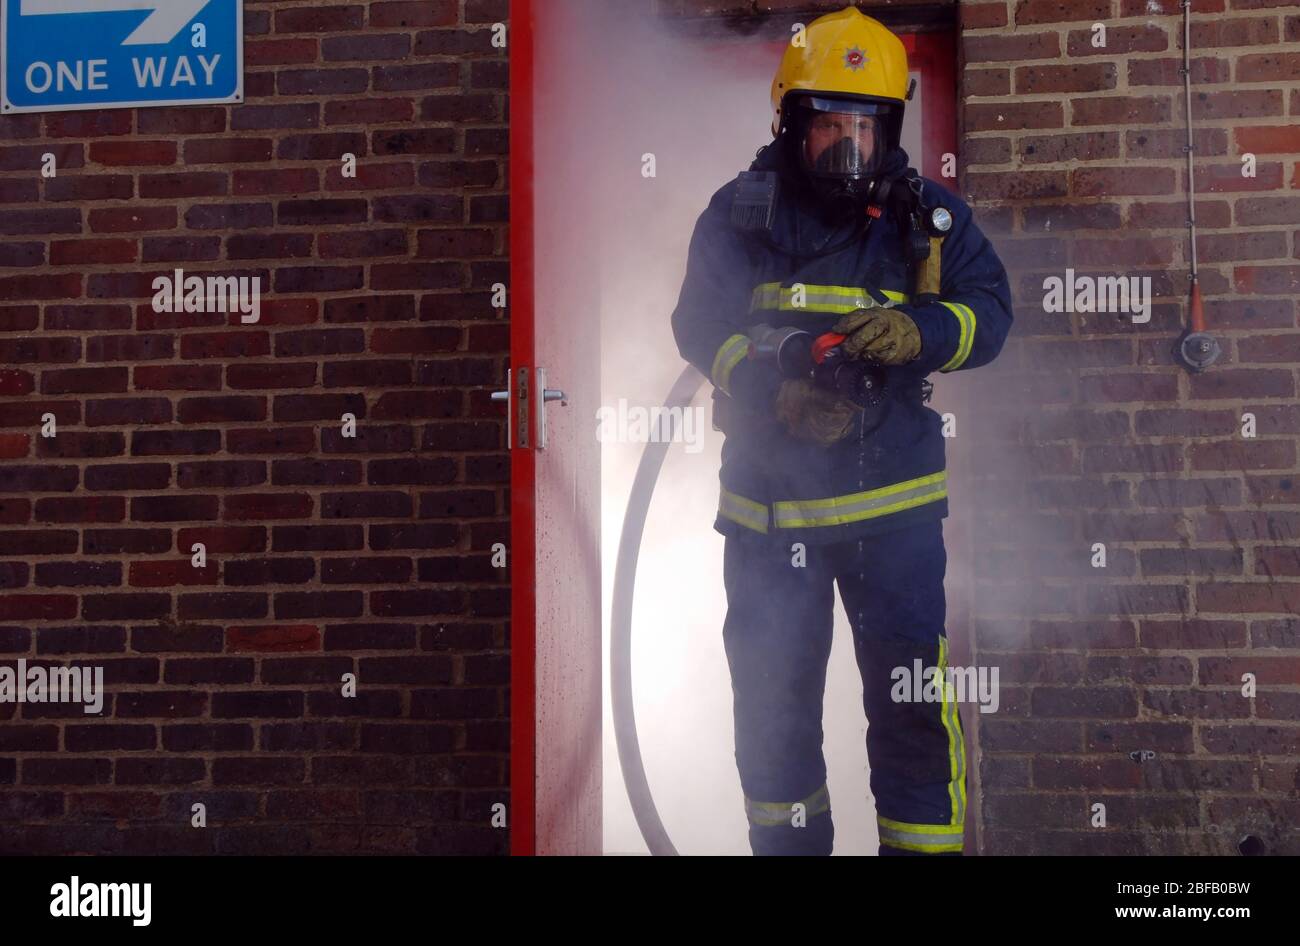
xmin=610 ymin=323 xmax=908 ymax=855
xmin=610 ymin=365 xmax=699 ymax=857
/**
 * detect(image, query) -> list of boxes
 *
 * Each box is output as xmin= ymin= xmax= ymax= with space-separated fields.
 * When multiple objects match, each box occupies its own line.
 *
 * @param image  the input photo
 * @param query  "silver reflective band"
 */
xmin=771 ymin=471 xmax=947 ymax=529
xmin=937 ymin=301 xmax=975 ymax=372
xmin=718 ymin=488 xmax=768 ymax=534
xmin=745 ymin=783 xmax=830 ymax=827
xmin=750 ymin=282 xmax=909 ymax=315
xmin=938 ymin=635 xmax=968 ymax=828
xmin=877 ymin=816 xmax=964 ymax=853
xmin=710 ymin=333 xmax=750 ymax=396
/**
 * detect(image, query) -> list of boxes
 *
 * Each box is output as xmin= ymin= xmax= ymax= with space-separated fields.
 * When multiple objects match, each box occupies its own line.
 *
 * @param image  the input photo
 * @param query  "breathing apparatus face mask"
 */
xmin=788 ymin=95 xmax=899 ymax=215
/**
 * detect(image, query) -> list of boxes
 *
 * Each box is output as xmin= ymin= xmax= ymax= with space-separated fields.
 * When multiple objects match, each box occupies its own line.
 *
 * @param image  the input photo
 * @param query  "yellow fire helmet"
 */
xmin=770 ymin=7 xmax=909 ymax=139
xmin=769 ymin=7 xmax=910 ymax=210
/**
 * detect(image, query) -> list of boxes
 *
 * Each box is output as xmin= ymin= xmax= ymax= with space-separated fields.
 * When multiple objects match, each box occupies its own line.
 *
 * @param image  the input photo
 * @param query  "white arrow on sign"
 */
xmin=21 ymin=0 xmax=212 ymax=46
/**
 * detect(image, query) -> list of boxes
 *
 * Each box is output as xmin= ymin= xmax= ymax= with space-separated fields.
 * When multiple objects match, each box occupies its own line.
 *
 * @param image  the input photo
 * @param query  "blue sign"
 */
xmin=2 ymin=0 xmax=242 ymax=113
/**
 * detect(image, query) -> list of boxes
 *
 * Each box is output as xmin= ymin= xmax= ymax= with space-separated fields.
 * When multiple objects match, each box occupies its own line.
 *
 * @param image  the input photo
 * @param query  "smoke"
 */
xmin=571 ymin=1 xmax=885 ymax=856
xmin=565 ymin=1 xmax=1047 ymax=855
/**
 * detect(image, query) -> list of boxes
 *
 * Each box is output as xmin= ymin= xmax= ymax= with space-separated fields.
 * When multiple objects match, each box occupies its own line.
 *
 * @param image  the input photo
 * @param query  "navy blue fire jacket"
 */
xmin=671 ymin=143 xmax=1013 ymax=546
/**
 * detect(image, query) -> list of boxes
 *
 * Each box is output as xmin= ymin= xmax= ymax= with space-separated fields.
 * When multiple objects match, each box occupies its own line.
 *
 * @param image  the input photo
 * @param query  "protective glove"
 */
xmin=832 ymin=307 xmax=922 ymax=366
xmin=774 ymin=378 xmax=860 ymax=447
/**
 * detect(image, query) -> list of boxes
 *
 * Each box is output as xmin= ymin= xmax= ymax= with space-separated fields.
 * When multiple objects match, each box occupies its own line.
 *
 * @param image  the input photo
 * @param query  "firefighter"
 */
xmin=670 ymin=7 xmax=1013 ymax=855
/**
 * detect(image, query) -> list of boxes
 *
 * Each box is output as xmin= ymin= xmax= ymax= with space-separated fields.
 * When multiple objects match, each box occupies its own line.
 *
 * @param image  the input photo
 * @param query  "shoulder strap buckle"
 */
xmin=731 ymin=171 xmax=780 ymax=233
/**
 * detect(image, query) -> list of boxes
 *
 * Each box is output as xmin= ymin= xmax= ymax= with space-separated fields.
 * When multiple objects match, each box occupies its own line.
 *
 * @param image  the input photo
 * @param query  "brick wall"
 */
xmin=5 ymin=0 xmax=1297 ymax=858
xmin=0 ymin=0 xmax=511 ymax=854
xmin=960 ymin=0 xmax=1300 ymax=856
xmin=653 ymin=0 xmax=1299 ymax=856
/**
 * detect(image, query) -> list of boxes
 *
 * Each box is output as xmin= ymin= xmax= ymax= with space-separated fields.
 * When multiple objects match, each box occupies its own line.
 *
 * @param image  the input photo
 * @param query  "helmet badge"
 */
xmin=843 ymin=46 xmax=868 ymax=71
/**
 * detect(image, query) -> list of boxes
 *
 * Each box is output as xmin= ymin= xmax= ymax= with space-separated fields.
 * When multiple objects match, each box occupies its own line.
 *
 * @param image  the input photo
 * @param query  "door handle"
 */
xmin=490 ymin=368 xmax=566 ymax=450
xmin=490 ymin=369 xmax=521 ymax=448
xmin=534 ymin=367 xmax=566 ymax=450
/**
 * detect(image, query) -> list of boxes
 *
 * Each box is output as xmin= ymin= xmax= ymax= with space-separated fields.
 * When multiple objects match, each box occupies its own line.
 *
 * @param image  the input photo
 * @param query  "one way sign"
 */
xmin=2 ymin=0 xmax=242 ymax=113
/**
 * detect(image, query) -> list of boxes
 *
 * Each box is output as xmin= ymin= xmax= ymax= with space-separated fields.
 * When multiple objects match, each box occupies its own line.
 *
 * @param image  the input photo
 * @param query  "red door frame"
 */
xmin=508 ymin=0 xmax=536 ymax=856
xmin=508 ymin=2 xmax=958 ymax=856
xmin=904 ymin=31 xmax=958 ymax=189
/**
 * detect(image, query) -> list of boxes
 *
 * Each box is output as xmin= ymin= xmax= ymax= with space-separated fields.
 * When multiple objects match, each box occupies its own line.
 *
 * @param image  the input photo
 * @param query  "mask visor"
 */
xmin=796 ymin=103 xmax=885 ymax=181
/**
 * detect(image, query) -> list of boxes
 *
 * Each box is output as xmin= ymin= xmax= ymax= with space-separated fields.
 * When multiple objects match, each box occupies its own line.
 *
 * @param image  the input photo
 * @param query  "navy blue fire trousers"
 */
xmin=721 ymin=519 xmax=967 ymax=856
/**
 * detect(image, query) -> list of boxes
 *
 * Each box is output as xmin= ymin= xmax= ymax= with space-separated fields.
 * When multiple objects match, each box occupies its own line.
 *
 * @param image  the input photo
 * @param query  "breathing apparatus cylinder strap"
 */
xmin=915 ymin=235 xmax=943 ymax=302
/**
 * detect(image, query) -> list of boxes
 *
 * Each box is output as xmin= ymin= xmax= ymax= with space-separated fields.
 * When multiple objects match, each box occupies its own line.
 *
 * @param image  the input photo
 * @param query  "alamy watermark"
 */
xmin=151 ymin=267 xmax=261 ymax=324
xmin=50 ymin=877 xmax=151 ymax=927
xmin=0 ymin=660 xmax=104 ymax=714
xmin=596 ymin=399 xmax=706 ymax=454
xmin=1042 ymin=269 xmax=1151 ymax=324
xmin=890 ymin=660 xmax=1000 ymax=714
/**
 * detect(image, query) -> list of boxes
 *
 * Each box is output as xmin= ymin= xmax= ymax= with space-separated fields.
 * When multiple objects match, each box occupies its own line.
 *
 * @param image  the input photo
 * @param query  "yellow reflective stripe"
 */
xmin=710 ymin=334 xmax=749 ymax=395
xmin=745 ymin=783 xmax=830 ymax=827
xmin=750 ymin=282 xmax=910 ymax=315
xmin=938 ymin=635 xmax=967 ymax=828
xmin=771 ymin=471 xmax=947 ymax=529
xmin=937 ymin=301 xmax=976 ymax=372
xmin=718 ymin=488 xmax=768 ymax=534
xmin=877 ymin=816 xmax=964 ymax=853
xmin=749 ymin=283 xmax=909 ymax=311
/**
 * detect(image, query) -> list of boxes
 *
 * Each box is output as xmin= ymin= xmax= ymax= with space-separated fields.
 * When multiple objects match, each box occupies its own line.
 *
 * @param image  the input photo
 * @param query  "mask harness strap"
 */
xmin=732 ymin=168 xmax=873 ymax=263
